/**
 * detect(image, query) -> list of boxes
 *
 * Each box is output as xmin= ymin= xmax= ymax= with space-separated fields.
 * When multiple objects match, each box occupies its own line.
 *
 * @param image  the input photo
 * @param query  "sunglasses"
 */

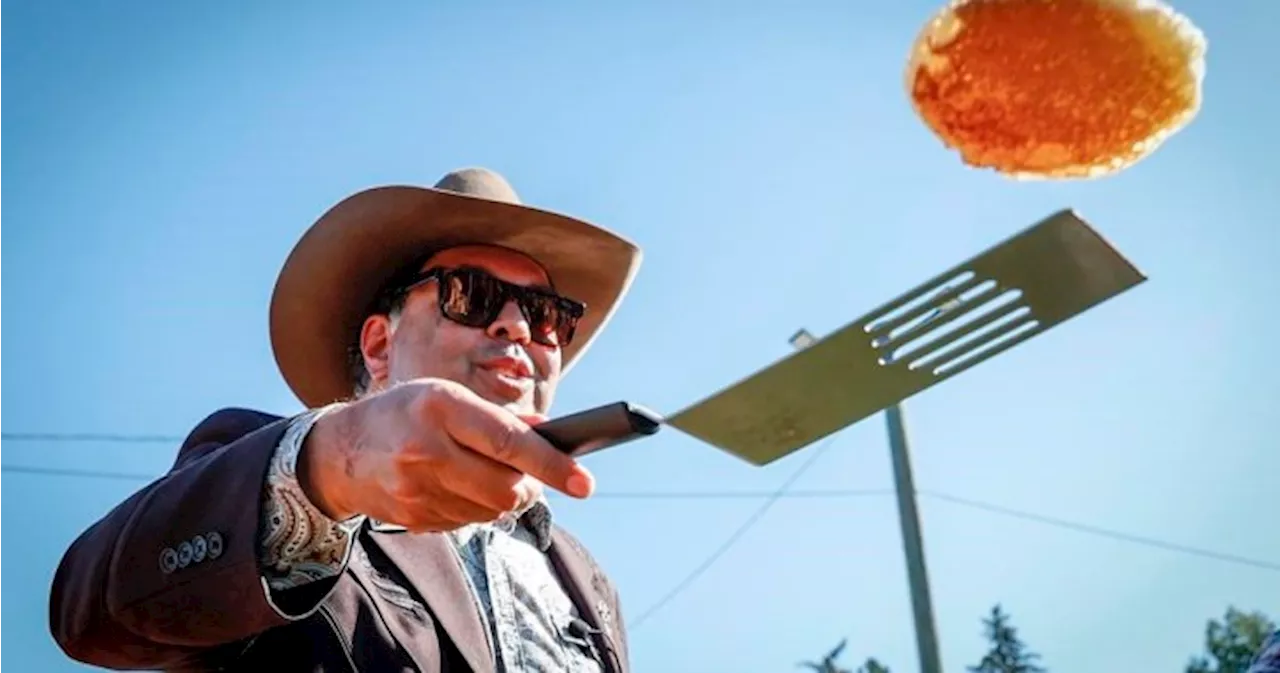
xmin=396 ymin=266 xmax=586 ymax=348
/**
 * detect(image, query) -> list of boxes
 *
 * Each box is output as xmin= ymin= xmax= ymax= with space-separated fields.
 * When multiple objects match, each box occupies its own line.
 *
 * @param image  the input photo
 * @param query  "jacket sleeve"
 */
xmin=48 ymin=407 xmax=340 ymax=670
xmin=259 ymin=404 xmax=364 ymax=596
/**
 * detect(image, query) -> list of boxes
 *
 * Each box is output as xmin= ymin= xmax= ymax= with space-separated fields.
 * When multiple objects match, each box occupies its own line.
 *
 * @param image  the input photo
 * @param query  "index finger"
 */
xmin=440 ymin=391 xmax=594 ymax=499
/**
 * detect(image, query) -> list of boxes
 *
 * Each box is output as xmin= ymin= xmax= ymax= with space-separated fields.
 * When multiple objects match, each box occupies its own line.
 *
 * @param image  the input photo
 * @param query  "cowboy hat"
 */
xmin=269 ymin=167 xmax=643 ymax=408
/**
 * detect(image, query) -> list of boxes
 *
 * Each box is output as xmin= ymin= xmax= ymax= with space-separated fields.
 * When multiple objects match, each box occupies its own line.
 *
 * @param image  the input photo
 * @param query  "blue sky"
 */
xmin=4 ymin=1 xmax=1278 ymax=671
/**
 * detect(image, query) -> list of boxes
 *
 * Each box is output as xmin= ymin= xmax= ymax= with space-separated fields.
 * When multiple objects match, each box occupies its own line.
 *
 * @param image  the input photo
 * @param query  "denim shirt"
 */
xmin=449 ymin=503 xmax=605 ymax=672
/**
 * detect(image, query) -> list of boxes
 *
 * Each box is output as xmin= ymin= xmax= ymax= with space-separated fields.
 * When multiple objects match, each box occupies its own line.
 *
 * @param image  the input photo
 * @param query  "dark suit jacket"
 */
xmin=49 ymin=408 xmax=631 ymax=672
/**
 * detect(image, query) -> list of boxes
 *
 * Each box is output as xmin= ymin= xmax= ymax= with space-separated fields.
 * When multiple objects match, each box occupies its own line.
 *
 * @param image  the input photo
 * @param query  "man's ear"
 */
xmin=359 ymin=314 xmax=394 ymax=388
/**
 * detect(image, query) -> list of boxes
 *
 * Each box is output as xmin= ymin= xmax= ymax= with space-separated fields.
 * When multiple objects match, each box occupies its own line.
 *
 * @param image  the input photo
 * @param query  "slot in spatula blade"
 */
xmin=666 ymin=209 xmax=1146 ymax=466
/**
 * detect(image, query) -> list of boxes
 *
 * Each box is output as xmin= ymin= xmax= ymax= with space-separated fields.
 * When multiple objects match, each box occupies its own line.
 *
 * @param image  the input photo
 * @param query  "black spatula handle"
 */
xmin=533 ymin=402 xmax=663 ymax=458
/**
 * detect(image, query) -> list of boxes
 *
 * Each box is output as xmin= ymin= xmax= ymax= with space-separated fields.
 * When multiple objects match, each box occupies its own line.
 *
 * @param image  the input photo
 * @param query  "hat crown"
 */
xmin=433 ymin=167 xmax=521 ymax=204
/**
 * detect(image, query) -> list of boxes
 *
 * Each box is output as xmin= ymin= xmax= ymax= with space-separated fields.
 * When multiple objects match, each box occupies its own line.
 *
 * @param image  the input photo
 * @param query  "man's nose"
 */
xmin=486 ymin=300 xmax=532 ymax=344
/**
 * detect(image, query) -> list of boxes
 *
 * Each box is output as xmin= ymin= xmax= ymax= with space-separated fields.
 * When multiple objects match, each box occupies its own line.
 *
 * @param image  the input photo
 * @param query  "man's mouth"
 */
xmin=476 ymin=355 xmax=535 ymax=394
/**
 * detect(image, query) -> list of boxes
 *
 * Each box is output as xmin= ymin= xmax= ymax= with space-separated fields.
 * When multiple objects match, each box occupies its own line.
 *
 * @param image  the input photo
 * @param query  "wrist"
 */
xmin=297 ymin=404 xmax=358 ymax=522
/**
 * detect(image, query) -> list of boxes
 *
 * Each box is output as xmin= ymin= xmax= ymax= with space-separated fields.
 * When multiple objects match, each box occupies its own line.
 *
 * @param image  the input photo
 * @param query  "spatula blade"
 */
xmin=666 ymin=209 xmax=1146 ymax=466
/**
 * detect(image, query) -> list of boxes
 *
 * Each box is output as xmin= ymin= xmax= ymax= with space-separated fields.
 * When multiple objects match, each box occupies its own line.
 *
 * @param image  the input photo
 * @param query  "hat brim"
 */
xmin=270 ymin=185 xmax=642 ymax=408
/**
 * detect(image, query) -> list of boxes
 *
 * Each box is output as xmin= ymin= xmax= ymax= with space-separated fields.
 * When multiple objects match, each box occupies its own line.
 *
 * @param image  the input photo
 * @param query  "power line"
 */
xmin=3 ymin=432 xmax=182 ymax=443
xmin=0 ymin=463 xmax=889 ymax=499
xmin=5 ymin=457 xmax=1278 ymax=576
xmin=6 ymin=462 xmax=1280 ymax=572
xmin=628 ymin=434 xmax=843 ymax=630
xmin=620 ymin=489 xmax=1280 ymax=634
xmin=917 ymin=490 xmax=1280 ymax=573
xmin=2 ymin=464 xmax=161 ymax=482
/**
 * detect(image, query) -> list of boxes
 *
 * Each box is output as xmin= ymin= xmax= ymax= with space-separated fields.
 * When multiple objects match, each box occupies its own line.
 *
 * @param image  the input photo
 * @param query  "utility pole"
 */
xmin=885 ymin=402 xmax=942 ymax=673
xmin=789 ymin=330 xmax=943 ymax=673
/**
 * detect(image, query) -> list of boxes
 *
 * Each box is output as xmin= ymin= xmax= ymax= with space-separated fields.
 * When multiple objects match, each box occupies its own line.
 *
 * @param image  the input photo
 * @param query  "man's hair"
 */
xmin=347 ymin=295 xmax=405 ymax=398
xmin=346 ymin=256 xmax=429 ymax=398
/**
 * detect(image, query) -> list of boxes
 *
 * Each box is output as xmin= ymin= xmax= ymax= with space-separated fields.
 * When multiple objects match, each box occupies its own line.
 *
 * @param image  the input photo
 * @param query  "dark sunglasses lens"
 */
xmin=440 ymin=269 xmax=504 ymax=326
xmin=523 ymin=295 xmax=581 ymax=347
xmin=436 ymin=268 xmax=580 ymax=347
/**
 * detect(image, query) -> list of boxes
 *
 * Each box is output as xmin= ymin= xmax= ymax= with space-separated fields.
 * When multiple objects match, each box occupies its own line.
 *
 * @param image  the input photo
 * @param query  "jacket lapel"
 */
xmin=363 ymin=525 xmax=496 ymax=673
xmin=548 ymin=528 xmax=628 ymax=673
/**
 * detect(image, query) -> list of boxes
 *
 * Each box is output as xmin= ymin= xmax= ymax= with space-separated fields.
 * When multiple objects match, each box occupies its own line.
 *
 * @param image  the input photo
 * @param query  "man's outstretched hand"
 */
xmin=297 ymin=378 xmax=594 ymax=532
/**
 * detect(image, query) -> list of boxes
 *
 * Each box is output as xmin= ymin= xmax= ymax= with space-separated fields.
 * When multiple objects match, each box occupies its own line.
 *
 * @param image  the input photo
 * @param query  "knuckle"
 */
xmin=413 ymin=381 xmax=450 ymax=416
xmin=489 ymin=421 xmax=522 ymax=463
xmin=413 ymin=377 xmax=466 ymax=411
xmin=394 ymin=440 xmax=438 ymax=472
xmin=386 ymin=475 xmax=420 ymax=504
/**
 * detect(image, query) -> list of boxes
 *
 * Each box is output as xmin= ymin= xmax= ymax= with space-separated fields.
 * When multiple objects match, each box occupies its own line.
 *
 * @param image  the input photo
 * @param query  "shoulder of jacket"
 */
xmin=181 ymin=407 xmax=288 ymax=450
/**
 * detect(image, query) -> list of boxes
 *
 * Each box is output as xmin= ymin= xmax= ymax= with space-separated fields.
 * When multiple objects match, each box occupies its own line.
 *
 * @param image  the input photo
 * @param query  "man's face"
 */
xmin=360 ymin=244 xmax=564 ymax=416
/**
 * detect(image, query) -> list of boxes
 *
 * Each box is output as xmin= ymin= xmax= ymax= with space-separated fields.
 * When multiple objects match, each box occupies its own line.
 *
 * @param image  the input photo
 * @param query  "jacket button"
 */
xmin=178 ymin=541 xmax=195 ymax=567
xmin=191 ymin=534 xmax=208 ymax=563
xmin=206 ymin=531 xmax=224 ymax=560
xmin=159 ymin=547 xmax=179 ymax=574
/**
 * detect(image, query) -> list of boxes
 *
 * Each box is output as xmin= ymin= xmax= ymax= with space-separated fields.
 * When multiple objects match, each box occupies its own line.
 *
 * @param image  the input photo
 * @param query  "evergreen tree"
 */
xmin=799 ymin=639 xmax=852 ymax=673
xmin=1186 ymin=606 xmax=1276 ymax=673
xmin=798 ymin=639 xmax=892 ymax=673
xmin=967 ymin=604 xmax=1046 ymax=673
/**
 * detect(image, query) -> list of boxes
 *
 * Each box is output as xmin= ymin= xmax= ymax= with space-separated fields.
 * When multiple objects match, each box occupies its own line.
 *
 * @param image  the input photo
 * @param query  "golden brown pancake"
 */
xmin=906 ymin=0 xmax=1207 ymax=179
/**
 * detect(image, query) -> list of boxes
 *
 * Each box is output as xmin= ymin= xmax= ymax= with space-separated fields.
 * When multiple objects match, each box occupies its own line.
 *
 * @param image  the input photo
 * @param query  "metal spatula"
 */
xmin=659 ymin=208 xmax=1146 ymax=466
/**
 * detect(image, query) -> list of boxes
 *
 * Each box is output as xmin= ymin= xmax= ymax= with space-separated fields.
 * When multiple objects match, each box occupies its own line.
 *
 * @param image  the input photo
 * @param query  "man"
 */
xmin=49 ymin=167 xmax=644 ymax=672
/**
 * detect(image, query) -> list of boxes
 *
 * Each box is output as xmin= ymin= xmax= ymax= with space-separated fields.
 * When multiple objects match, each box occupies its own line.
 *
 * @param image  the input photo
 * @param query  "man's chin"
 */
xmin=471 ymin=372 xmax=539 ymax=416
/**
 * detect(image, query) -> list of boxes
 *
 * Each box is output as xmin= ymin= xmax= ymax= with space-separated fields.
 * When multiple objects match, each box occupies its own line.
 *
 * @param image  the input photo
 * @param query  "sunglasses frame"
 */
xmin=395 ymin=266 xmax=586 ymax=347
